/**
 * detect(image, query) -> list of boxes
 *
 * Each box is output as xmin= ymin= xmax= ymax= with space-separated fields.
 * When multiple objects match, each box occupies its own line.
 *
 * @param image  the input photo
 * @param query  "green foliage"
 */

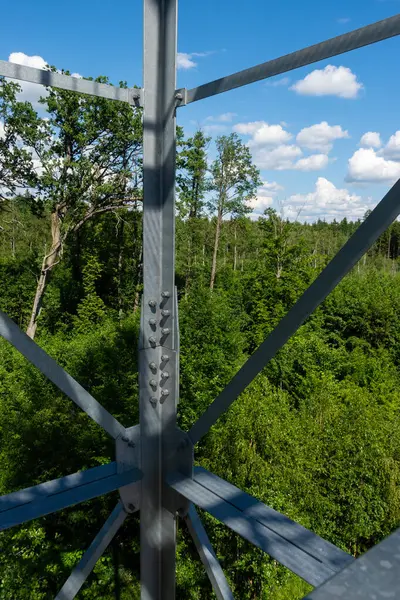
xmin=0 ymin=86 xmax=400 ymax=598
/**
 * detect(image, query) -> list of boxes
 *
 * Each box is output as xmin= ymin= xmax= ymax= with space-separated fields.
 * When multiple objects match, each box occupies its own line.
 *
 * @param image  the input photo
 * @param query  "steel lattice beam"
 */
xmin=0 ymin=462 xmax=141 ymax=531
xmin=140 ymin=0 xmax=179 ymax=598
xmin=189 ymin=178 xmax=400 ymax=445
xmin=303 ymin=527 xmax=400 ymax=599
xmin=185 ymin=503 xmax=234 ymax=600
xmin=0 ymin=59 xmax=143 ymax=106
xmin=0 ymin=310 xmax=125 ymax=439
xmin=0 ymin=2 xmax=399 ymax=597
xmin=55 ymin=502 xmax=128 ymax=600
xmin=181 ymin=14 xmax=400 ymax=104
xmin=167 ymin=469 xmax=352 ymax=587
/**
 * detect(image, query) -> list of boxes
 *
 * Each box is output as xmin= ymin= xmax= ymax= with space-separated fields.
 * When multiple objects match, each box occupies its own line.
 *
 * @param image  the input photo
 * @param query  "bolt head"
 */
xmin=149 ymin=379 xmax=157 ymax=388
xmin=161 ymin=291 xmax=170 ymax=298
xmin=161 ymin=371 xmax=169 ymax=380
xmin=161 ymin=309 xmax=170 ymax=317
xmin=149 ymin=397 xmax=157 ymax=406
xmin=148 ymin=336 xmax=156 ymax=345
xmin=149 ymin=361 xmax=157 ymax=371
xmin=161 ymin=354 xmax=169 ymax=362
xmin=161 ymin=328 xmax=170 ymax=336
xmin=161 ymin=389 xmax=169 ymax=397
xmin=149 ymin=318 xmax=157 ymax=327
xmin=127 ymin=503 xmax=135 ymax=512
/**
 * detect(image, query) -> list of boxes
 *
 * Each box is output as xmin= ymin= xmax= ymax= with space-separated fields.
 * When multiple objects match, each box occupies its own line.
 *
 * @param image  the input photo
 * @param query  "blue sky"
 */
xmin=1 ymin=0 xmax=400 ymax=221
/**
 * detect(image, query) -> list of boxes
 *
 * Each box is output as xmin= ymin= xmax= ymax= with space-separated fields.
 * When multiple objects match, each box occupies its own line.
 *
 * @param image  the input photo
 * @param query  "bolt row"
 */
xmin=147 ymin=293 xmax=172 ymax=406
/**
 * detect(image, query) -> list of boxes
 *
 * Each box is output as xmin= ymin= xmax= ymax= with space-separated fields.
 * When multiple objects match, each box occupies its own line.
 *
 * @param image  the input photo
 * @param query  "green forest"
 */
xmin=0 ymin=74 xmax=400 ymax=599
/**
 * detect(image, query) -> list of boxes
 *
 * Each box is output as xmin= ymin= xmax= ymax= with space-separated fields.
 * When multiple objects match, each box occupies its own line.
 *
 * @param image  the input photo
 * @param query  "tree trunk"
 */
xmin=117 ymin=219 xmax=125 ymax=319
xmin=26 ymin=209 xmax=62 ymax=339
xmin=210 ymin=211 xmax=222 ymax=290
xmin=185 ymin=233 xmax=192 ymax=296
xmin=133 ymin=244 xmax=143 ymax=313
xmin=233 ymin=224 xmax=237 ymax=271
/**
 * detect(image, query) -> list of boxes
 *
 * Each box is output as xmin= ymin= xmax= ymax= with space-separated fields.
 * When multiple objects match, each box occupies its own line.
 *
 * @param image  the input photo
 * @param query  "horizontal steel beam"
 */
xmin=167 ymin=470 xmax=343 ymax=587
xmin=189 ymin=178 xmax=400 ymax=444
xmin=304 ymin=527 xmax=400 ymax=599
xmin=0 ymin=462 xmax=141 ymax=531
xmin=0 ymin=310 xmax=125 ymax=439
xmin=183 ymin=14 xmax=400 ymax=104
xmin=56 ymin=502 xmax=128 ymax=600
xmin=0 ymin=59 xmax=143 ymax=106
xmin=185 ymin=503 xmax=234 ymax=600
xmin=193 ymin=468 xmax=352 ymax=573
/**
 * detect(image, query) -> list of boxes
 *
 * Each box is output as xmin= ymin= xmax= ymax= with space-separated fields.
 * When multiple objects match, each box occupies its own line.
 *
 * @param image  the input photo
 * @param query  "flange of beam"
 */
xmin=140 ymin=0 xmax=179 ymax=597
xmin=0 ymin=59 xmax=143 ymax=106
xmin=189 ymin=178 xmax=400 ymax=445
xmin=303 ymin=527 xmax=400 ymax=599
xmin=0 ymin=462 xmax=141 ymax=531
xmin=193 ymin=468 xmax=352 ymax=573
xmin=180 ymin=14 xmax=400 ymax=104
xmin=167 ymin=471 xmax=339 ymax=587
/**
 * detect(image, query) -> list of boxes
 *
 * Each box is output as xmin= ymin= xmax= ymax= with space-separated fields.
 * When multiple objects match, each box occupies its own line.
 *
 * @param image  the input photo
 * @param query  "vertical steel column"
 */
xmin=140 ymin=0 xmax=178 ymax=599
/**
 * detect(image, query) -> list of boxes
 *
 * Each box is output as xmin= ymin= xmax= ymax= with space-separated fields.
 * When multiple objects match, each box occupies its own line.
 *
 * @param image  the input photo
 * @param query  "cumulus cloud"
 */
xmin=234 ymin=120 xmax=332 ymax=172
xmin=7 ymin=52 xmax=81 ymax=108
xmin=177 ymin=53 xmax=197 ymax=69
xmin=266 ymin=77 xmax=291 ymax=87
xmin=8 ymin=52 xmax=50 ymax=107
xmin=286 ymin=177 xmax=371 ymax=222
xmin=233 ymin=121 xmax=292 ymax=147
xmin=296 ymin=122 xmax=349 ymax=152
xmin=247 ymin=195 xmax=274 ymax=214
xmin=251 ymin=144 xmax=302 ymax=170
xmin=347 ymin=148 xmax=400 ymax=183
xmin=177 ymin=51 xmax=212 ymax=70
xmin=291 ymin=65 xmax=363 ymax=99
xmin=294 ymin=154 xmax=329 ymax=171
xmin=360 ymin=131 xmax=382 ymax=149
xmin=383 ymin=131 xmax=400 ymax=160
xmin=259 ymin=180 xmax=284 ymax=194
xmin=205 ymin=112 xmax=237 ymax=123
xmin=247 ymin=180 xmax=281 ymax=216
xmin=202 ymin=124 xmax=229 ymax=134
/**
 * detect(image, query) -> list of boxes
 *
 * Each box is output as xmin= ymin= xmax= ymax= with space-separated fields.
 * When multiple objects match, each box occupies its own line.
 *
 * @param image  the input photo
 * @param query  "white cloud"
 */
xmin=266 ymin=77 xmax=291 ymax=87
xmin=177 ymin=51 xmax=212 ymax=70
xmin=383 ymin=131 xmax=400 ymax=160
xmin=252 ymin=144 xmax=302 ymax=170
xmin=296 ymin=121 xmax=349 ymax=152
xmin=347 ymin=148 xmax=400 ymax=183
xmin=8 ymin=52 xmax=49 ymax=107
xmin=360 ymin=131 xmax=382 ymax=149
xmin=234 ymin=121 xmax=292 ymax=146
xmin=286 ymin=177 xmax=370 ymax=222
xmin=291 ymin=65 xmax=363 ymax=99
xmin=259 ymin=180 xmax=284 ymax=194
xmin=177 ymin=53 xmax=197 ymax=69
xmin=206 ymin=112 xmax=237 ymax=123
xmin=7 ymin=52 xmax=81 ymax=108
xmin=234 ymin=121 xmax=264 ymax=135
xmin=294 ymin=154 xmax=329 ymax=171
xmin=203 ymin=124 xmax=229 ymax=134
xmin=337 ymin=17 xmax=350 ymax=24
xmin=247 ymin=195 xmax=274 ymax=213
